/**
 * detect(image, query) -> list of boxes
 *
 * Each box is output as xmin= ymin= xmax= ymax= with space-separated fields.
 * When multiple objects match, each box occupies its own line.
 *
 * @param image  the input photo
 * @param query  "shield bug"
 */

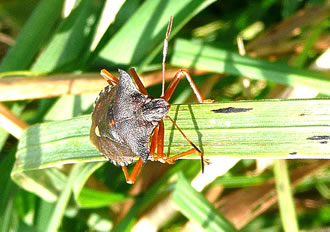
xmin=90 ymin=17 xmax=213 ymax=184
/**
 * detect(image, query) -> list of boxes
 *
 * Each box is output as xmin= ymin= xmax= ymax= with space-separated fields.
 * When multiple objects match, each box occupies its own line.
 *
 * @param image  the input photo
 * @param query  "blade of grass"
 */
xmin=0 ymin=150 xmax=17 ymax=232
xmin=71 ymin=162 xmax=128 ymax=208
xmin=173 ymin=173 xmax=237 ymax=232
xmin=273 ymin=160 xmax=299 ymax=232
xmin=46 ymin=163 xmax=82 ymax=232
xmin=72 ymin=162 xmax=104 ymax=197
xmin=11 ymin=99 xmax=330 ymax=199
xmin=0 ymin=187 xmax=15 ymax=232
xmin=0 ymin=0 xmax=64 ymax=71
xmin=35 ymin=200 xmax=55 ymax=232
xmin=295 ymin=167 xmax=330 ymax=194
xmin=130 ymin=158 xmax=239 ymax=231
xmin=16 ymin=221 xmax=38 ymax=232
xmin=220 ymin=161 xmax=329 ymax=229
xmin=112 ymin=160 xmax=188 ymax=232
xmin=0 ymin=103 xmax=27 ymax=139
xmin=43 ymin=94 xmax=96 ymax=121
xmin=89 ymin=0 xmax=126 ymax=51
xmin=213 ymin=174 xmax=272 ymax=188
xmin=0 ymin=69 xmax=192 ymax=101
xmin=0 ymin=73 xmax=103 ymax=101
xmin=294 ymin=18 xmax=329 ymax=68
xmin=0 ymin=103 xmax=25 ymax=149
xmin=282 ymin=0 xmax=300 ymax=18
xmin=78 ymin=188 xmax=128 ymax=208
xmin=31 ymin=0 xmax=99 ymax=72
xmin=171 ymin=39 xmax=330 ymax=95
xmin=94 ymin=0 xmax=215 ymax=68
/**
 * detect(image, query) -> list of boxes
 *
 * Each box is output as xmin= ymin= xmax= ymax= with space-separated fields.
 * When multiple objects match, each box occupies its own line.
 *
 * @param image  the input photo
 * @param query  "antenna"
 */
xmin=161 ymin=16 xmax=173 ymax=97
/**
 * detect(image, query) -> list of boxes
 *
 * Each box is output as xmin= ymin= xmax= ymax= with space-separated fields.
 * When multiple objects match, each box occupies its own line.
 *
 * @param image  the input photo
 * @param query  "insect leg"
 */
xmin=129 ymin=68 xmax=148 ymax=95
xmin=100 ymin=69 xmax=119 ymax=85
xmin=156 ymin=119 xmax=167 ymax=161
xmin=164 ymin=115 xmax=208 ymax=172
xmin=163 ymin=148 xmax=198 ymax=164
xmin=121 ymin=158 xmax=143 ymax=184
xmin=162 ymin=70 xmax=214 ymax=103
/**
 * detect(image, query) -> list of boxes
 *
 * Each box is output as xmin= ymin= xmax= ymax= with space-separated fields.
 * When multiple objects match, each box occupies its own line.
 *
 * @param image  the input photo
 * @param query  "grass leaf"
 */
xmin=31 ymin=0 xmax=99 ymax=72
xmin=274 ymin=160 xmax=299 ymax=232
xmin=171 ymin=39 xmax=330 ymax=95
xmin=11 ymin=99 xmax=330 ymax=199
xmin=172 ymin=173 xmax=237 ymax=232
xmin=0 ymin=0 xmax=64 ymax=71
xmin=95 ymin=0 xmax=216 ymax=68
xmin=46 ymin=164 xmax=82 ymax=232
xmin=78 ymin=188 xmax=128 ymax=208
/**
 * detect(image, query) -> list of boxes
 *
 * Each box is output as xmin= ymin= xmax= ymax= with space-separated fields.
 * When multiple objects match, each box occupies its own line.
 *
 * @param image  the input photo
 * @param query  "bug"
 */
xmin=90 ymin=17 xmax=213 ymax=184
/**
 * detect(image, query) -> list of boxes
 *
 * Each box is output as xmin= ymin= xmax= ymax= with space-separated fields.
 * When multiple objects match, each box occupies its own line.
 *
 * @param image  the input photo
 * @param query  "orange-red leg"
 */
xmin=100 ymin=69 xmax=119 ymax=85
xmin=152 ymin=115 xmax=208 ymax=172
xmin=164 ymin=115 xmax=200 ymax=152
xmin=121 ymin=158 xmax=143 ymax=184
xmin=101 ymin=68 xmax=149 ymax=96
xmin=164 ymin=115 xmax=207 ymax=172
xmin=129 ymin=68 xmax=148 ymax=95
xmin=163 ymin=148 xmax=200 ymax=164
xmin=156 ymin=119 xmax=166 ymax=161
xmin=162 ymin=70 xmax=214 ymax=103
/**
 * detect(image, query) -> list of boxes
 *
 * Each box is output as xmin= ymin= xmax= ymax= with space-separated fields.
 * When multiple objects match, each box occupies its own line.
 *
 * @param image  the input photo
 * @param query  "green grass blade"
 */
xmin=71 ymin=162 xmax=128 ymax=208
xmin=89 ymin=0 xmax=126 ymax=51
xmin=213 ymin=174 xmax=272 ymax=188
xmin=43 ymin=94 xmax=96 ymax=121
xmin=95 ymin=0 xmax=215 ymax=68
xmin=16 ymin=221 xmax=38 ymax=232
xmin=0 ymin=0 xmax=64 ymax=71
xmin=281 ymin=0 xmax=299 ymax=18
xmin=171 ymin=39 xmax=330 ymax=95
xmin=112 ymin=161 xmax=188 ymax=232
xmin=35 ymin=200 xmax=55 ymax=232
xmin=72 ymin=162 xmax=104 ymax=198
xmin=46 ymin=163 xmax=82 ymax=232
xmin=78 ymin=188 xmax=128 ymax=208
xmin=0 ymin=151 xmax=17 ymax=232
xmin=0 ymin=192 xmax=15 ymax=232
xmin=31 ymin=0 xmax=99 ymax=72
xmin=273 ymin=160 xmax=299 ymax=232
xmin=294 ymin=19 xmax=329 ymax=68
xmin=11 ymin=99 xmax=330 ymax=198
xmin=173 ymin=173 xmax=237 ymax=232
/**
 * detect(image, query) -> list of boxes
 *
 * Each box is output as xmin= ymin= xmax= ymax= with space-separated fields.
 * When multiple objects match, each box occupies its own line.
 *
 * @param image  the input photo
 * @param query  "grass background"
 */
xmin=0 ymin=0 xmax=329 ymax=231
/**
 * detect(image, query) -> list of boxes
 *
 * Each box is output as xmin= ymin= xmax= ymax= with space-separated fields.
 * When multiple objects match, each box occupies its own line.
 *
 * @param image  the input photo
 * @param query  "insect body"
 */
xmin=90 ymin=17 xmax=213 ymax=184
xmin=90 ymin=69 xmax=169 ymax=167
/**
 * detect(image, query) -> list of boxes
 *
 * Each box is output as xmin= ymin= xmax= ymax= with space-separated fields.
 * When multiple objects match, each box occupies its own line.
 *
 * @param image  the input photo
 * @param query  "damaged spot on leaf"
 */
xmin=306 ymin=135 xmax=330 ymax=141
xmin=306 ymin=135 xmax=330 ymax=145
xmin=212 ymin=107 xmax=253 ymax=113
